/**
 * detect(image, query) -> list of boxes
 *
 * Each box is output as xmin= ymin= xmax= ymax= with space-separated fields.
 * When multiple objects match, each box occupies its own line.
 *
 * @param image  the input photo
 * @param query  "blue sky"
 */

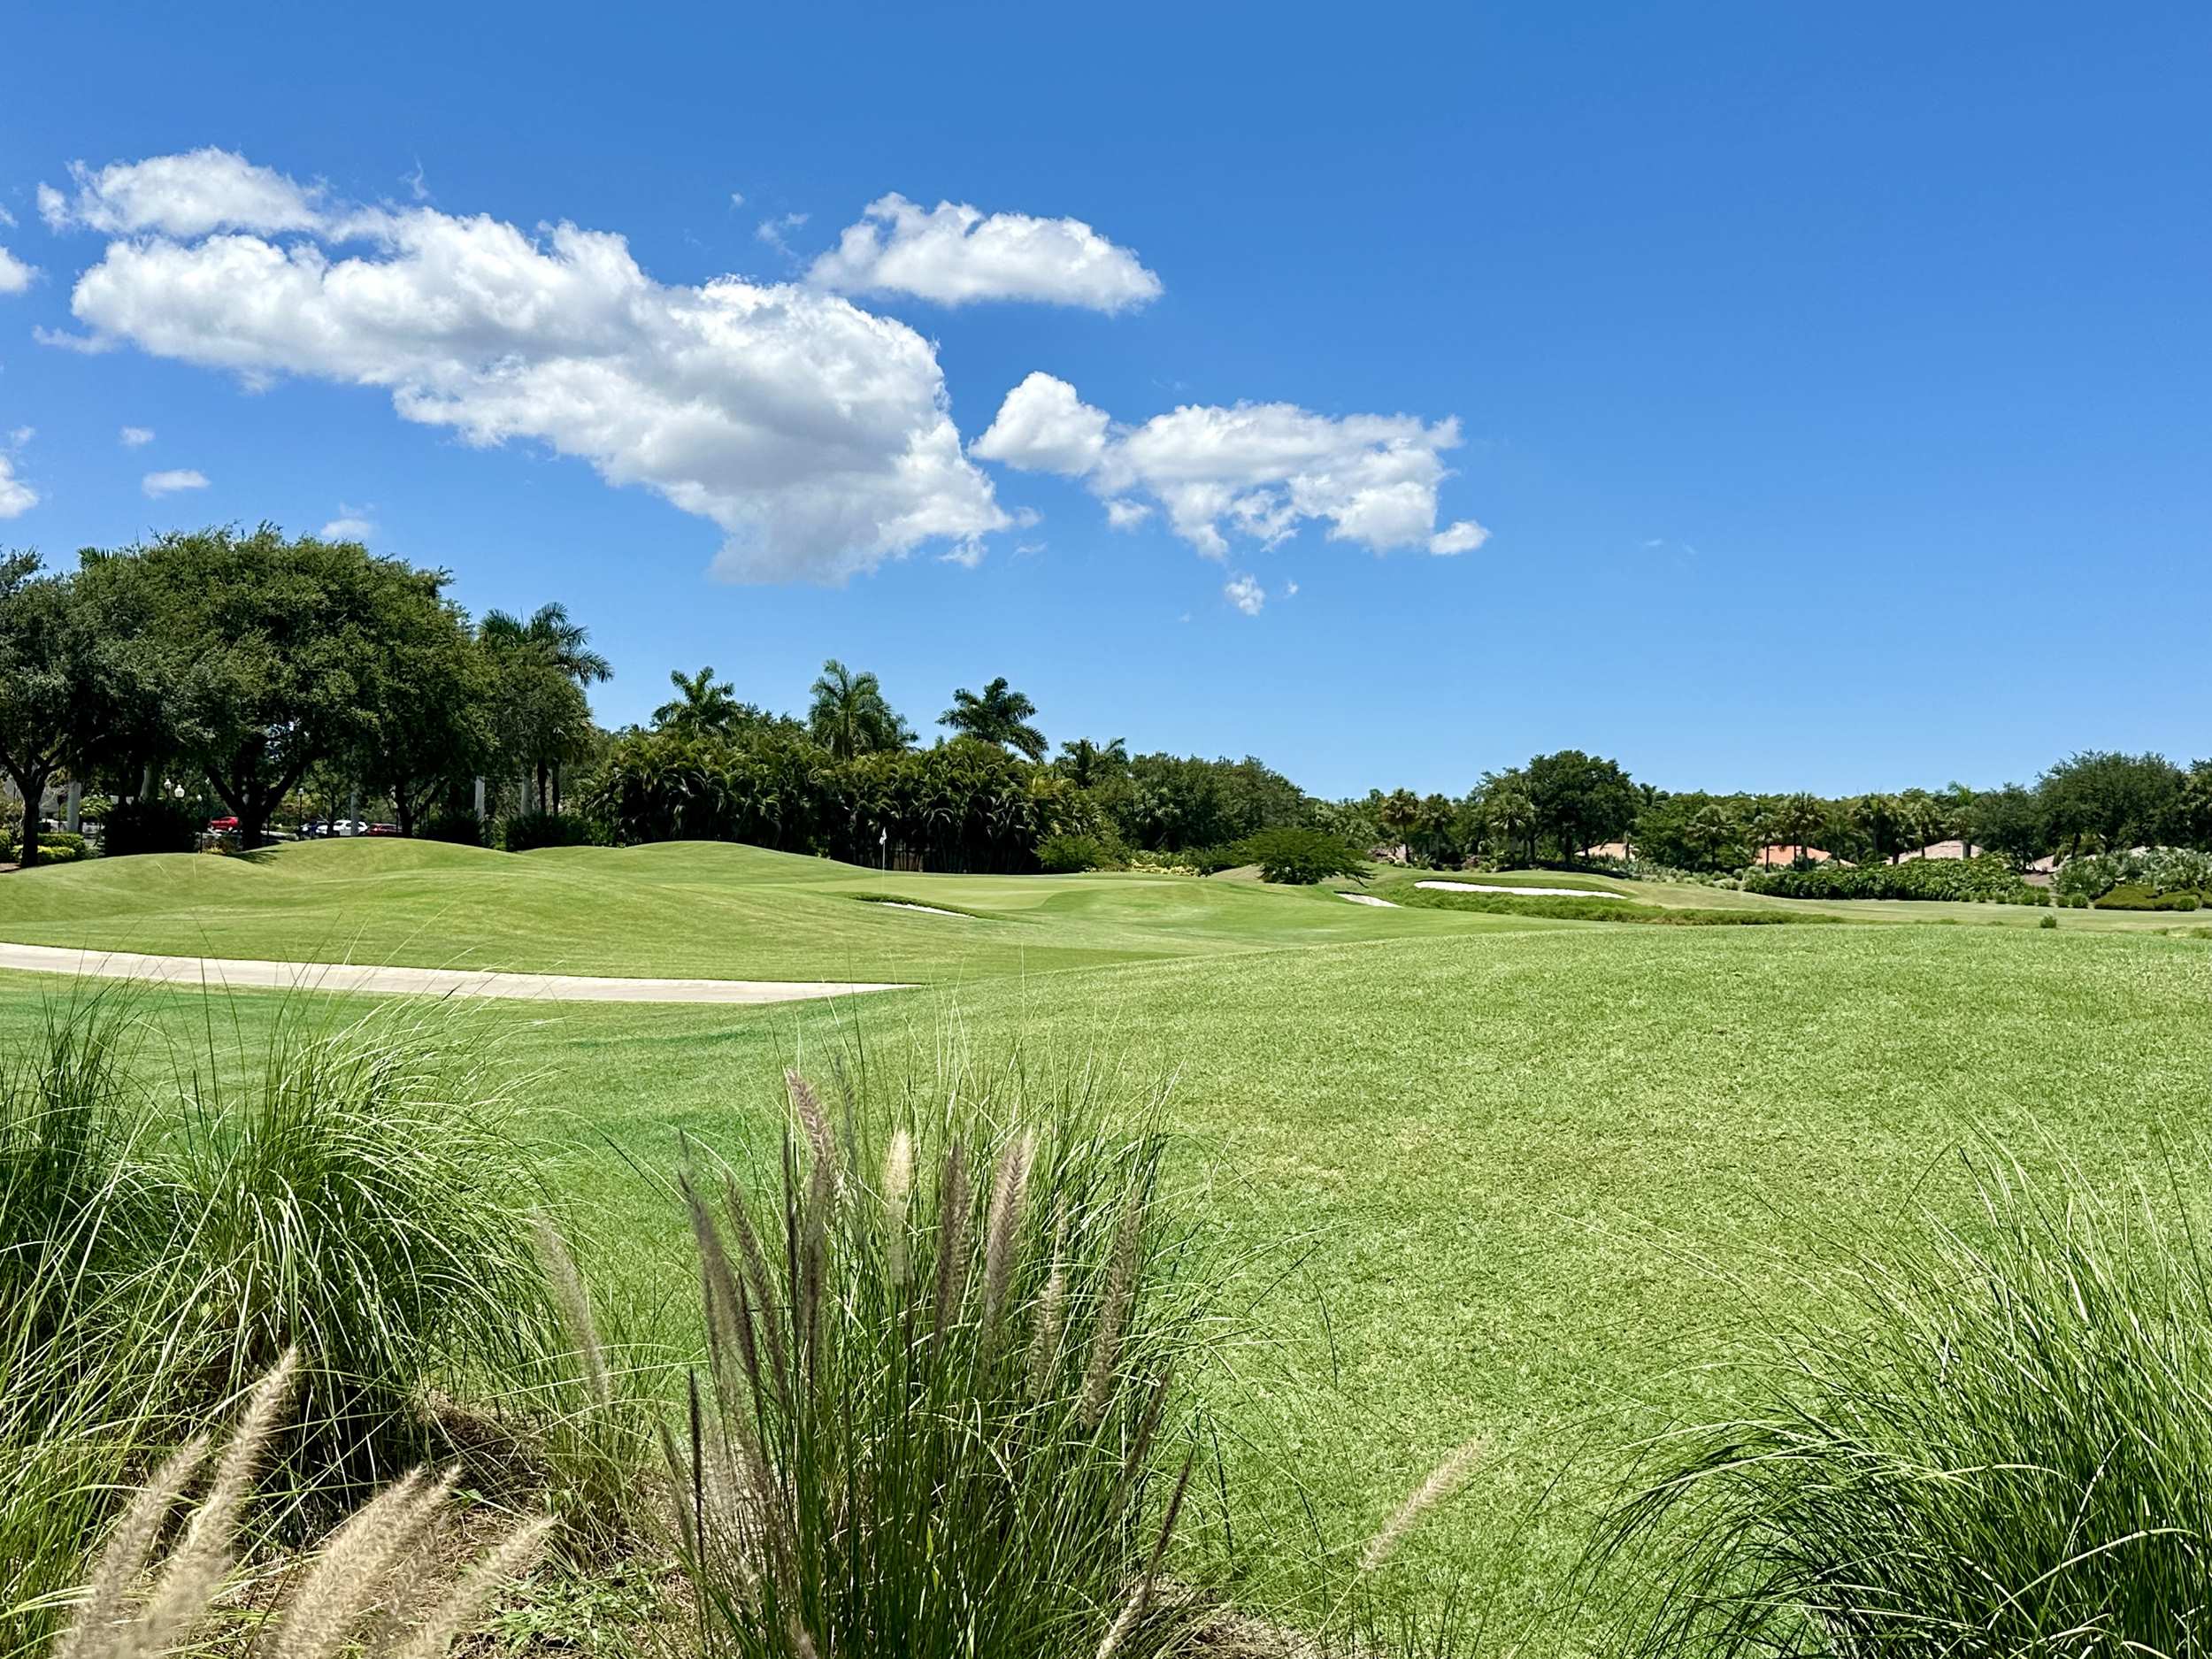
xmin=3 ymin=2 xmax=2207 ymax=799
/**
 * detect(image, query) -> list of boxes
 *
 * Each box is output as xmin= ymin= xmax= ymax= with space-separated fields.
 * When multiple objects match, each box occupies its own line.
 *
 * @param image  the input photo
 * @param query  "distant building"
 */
xmin=1898 ymin=839 xmax=1977 ymax=861
xmin=1755 ymin=844 xmax=1842 ymax=867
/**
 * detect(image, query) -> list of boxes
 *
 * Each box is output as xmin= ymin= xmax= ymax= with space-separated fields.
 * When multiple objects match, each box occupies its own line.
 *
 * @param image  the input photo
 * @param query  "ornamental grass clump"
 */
xmin=1596 ymin=1154 xmax=2212 ymax=1656
xmin=0 ymin=997 xmax=562 ymax=1655
xmin=634 ymin=1064 xmax=1203 ymax=1659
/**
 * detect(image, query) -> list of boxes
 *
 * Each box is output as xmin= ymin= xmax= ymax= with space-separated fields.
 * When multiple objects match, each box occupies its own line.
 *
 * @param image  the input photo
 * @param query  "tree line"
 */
xmin=4 ymin=526 xmax=2204 ymax=874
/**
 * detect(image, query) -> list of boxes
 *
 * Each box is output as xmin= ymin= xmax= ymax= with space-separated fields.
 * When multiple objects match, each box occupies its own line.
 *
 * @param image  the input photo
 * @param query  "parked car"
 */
xmin=366 ymin=822 xmax=401 ymax=837
xmin=208 ymin=815 xmax=239 ymax=833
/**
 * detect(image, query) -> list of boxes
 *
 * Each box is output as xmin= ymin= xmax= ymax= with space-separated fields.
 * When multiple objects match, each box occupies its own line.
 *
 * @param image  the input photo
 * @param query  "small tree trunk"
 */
xmin=17 ymin=772 xmax=46 ymax=868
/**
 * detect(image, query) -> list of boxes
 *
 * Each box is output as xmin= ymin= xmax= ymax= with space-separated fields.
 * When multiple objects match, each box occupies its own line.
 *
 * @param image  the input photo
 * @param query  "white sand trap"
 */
xmin=1416 ymin=879 xmax=1626 ymax=900
xmin=1339 ymin=892 xmax=1399 ymax=907
xmin=0 ymin=942 xmax=906 ymax=1004
xmin=865 ymin=900 xmax=966 ymax=918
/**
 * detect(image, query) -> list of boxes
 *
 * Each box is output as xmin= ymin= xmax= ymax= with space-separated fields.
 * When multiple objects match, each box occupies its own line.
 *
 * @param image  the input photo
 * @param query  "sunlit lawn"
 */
xmin=4 ymin=918 xmax=2203 ymax=1651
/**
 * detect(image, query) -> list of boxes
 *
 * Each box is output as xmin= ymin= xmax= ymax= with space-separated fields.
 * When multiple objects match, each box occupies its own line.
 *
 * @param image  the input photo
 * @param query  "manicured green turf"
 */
xmin=4 ymin=920 xmax=2204 ymax=1650
xmin=0 ymin=839 xmax=1563 ymax=980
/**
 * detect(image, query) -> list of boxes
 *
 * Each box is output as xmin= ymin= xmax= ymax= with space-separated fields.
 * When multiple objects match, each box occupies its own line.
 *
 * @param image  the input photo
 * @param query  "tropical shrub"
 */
xmin=2055 ymin=846 xmax=2212 ymax=903
xmin=421 ymin=807 xmax=488 ymax=846
xmin=501 ymin=809 xmax=601 ymax=852
xmin=100 ymin=797 xmax=197 ymax=857
xmin=1236 ymin=826 xmax=1368 ymax=885
xmin=1035 ymin=830 xmax=1124 ymax=873
xmin=39 ymin=830 xmax=87 ymax=857
xmin=33 ymin=841 xmax=83 ymax=864
xmin=1599 ymin=1156 xmax=2212 ymax=1655
xmin=1745 ymin=853 xmax=2045 ymax=904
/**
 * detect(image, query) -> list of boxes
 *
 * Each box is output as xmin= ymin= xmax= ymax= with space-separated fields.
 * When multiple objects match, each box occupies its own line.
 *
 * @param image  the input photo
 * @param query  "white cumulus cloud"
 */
xmin=810 ymin=195 xmax=1160 ymax=312
xmin=119 ymin=425 xmax=156 ymax=446
xmin=0 ymin=455 xmax=36 ymax=518
xmin=41 ymin=148 xmax=328 ymax=237
xmin=974 ymin=373 xmax=1487 ymax=560
xmin=321 ymin=503 xmax=376 ymax=540
xmin=46 ymin=153 xmax=1010 ymax=582
xmin=1224 ymin=572 xmax=1264 ymax=616
xmin=0 ymin=246 xmax=34 ymax=295
xmin=142 ymin=468 xmax=209 ymax=496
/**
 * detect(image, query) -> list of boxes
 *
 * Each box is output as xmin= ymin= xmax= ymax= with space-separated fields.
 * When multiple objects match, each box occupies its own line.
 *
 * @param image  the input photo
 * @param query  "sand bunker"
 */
xmin=1415 ymin=880 xmax=1625 ymax=900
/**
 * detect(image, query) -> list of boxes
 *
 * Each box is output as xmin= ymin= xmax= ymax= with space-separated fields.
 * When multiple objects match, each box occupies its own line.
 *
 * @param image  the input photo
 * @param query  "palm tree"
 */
xmin=1685 ymin=802 xmax=1740 ymax=870
xmin=480 ymin=606 xmax=611 ymax=814
xmin=809 ymin=659 xmax=910 ymax=759
xmin=1056 ymin=736 xmax=1128 ymax=788
xmin=1486 ymin=787 xmax=1537 ymax=867
xmin=939 ymin=676 xmax=1046 ymax=762
xmin=480 ymin=602 xmax=611 ymax=810
xmin=654 ymin=665 xmax=742 ymax=739
xmin=480 ymin=603 xmax=612 ymax=687
xmin=1776 ymin=792 xmax=1825 ymax=864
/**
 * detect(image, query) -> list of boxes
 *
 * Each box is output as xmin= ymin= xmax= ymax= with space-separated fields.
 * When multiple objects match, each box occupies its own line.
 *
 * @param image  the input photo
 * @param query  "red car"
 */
xmin=366 ymin=822 xmax=401 ymax=836
xmin=208 ymin=815 xmax=239 ymax=833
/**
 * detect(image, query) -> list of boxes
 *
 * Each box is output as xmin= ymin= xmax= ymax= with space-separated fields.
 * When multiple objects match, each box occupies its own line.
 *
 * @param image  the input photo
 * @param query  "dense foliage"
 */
xmin=4 ymin=523 xmax=2206 ymax=883
xmin=1234 ymin=826 xmax=1368 ymax=884
xmin=1745 ymin=852 xmax=2047 ymax=903
xmin=582 ymin=729 xmax=1100 ymax=873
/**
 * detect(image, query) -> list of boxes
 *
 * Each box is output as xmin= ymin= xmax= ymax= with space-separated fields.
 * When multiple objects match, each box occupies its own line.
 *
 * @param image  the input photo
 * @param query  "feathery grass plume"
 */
xmin=1359 ymin=1437 xmax=1486 ymax=1575
xmin=721 ymin=1171 xmax=791 ymax=1406
xmin=48 ymin=1437 xmax=211 ymax=1659
xmin=531 ymin=1218 xmax=611 ymax=1412
xmin=979 ymin=1131 xmax=1035 ymax=1351
xmin=1080 ymin=1193 xmax=1147 ymax=1429
xmin=390 ymin=1512 xmax=557 ymax=1659
xmin=787 ymin=1069 xmax=841 ymax=1196
xmin=1026 ymin=1199 xmax=1071 ymax=1401
xmin=933 ymin=1140 xmax=972 ymax=1342
xmin=882 ymin=1127 xmax=916 ymax=1290
xmin=134 ymin=1352 xmax=303 ymax=1654
xmin=270 ymin=1469 xmax=451 ymax=1659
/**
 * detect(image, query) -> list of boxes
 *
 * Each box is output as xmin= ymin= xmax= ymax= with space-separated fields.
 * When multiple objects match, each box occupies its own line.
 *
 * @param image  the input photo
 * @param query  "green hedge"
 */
xmin=2093 ymin=884 xmax=2203 ymax=912
xmin=1745 ymin=853 xmax=2047 ymax=905
xmin=499 ymin=810 xmax=602 ymax=853
xmin=103 ymin=798 xmax=199 ymax=857
xmin=420 ymin=809 xmax=487 ymax=848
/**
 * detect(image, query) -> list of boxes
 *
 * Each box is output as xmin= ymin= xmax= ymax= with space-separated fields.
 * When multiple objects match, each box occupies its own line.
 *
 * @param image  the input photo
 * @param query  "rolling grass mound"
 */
xmin=0 ymin=838 xmax=1558 ymax=981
